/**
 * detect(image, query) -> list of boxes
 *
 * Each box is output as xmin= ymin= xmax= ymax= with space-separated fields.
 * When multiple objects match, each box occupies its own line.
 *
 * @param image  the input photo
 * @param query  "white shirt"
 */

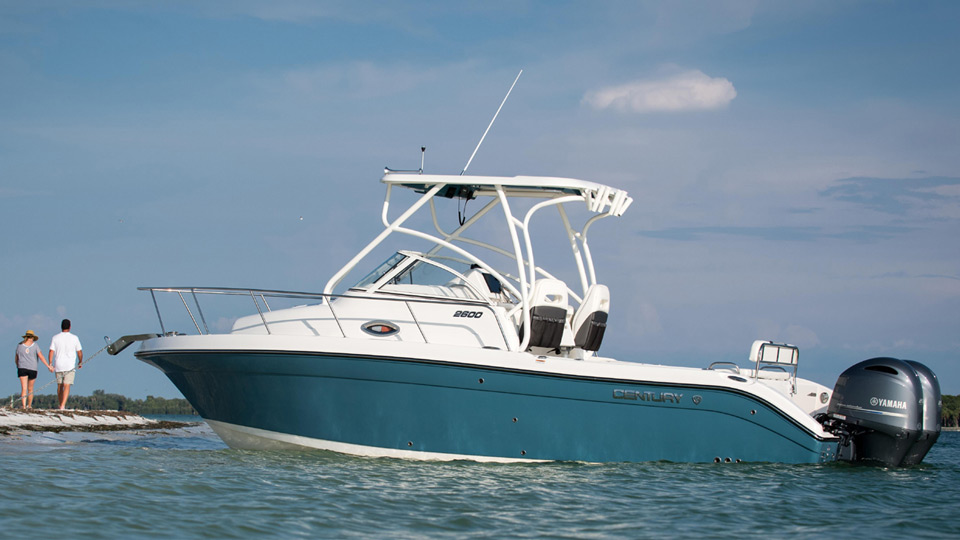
xmin=50 ymin=331 xmax=83 ymax=372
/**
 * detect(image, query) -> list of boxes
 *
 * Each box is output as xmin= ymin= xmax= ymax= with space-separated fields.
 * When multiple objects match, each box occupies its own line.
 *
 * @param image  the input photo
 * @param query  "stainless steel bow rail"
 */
xmin=135 ymin=286 xmax=514 ymax=350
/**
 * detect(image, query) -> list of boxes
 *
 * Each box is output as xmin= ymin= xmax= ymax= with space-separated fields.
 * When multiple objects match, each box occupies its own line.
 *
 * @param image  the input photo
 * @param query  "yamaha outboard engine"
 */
xmin=822 ymin=357 xmax=941 ymax=467
xmin=901 ymin=361 xmax=942 ymax=465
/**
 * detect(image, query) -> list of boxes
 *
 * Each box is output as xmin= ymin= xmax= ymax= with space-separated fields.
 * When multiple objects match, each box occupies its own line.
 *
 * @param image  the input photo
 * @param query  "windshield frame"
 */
xmin=349 ymin=251 xmax=493 ymax=304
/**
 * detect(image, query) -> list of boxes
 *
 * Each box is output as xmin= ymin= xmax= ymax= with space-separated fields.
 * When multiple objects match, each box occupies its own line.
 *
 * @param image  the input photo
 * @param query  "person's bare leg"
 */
xmin=59 ymin=383 xmax=71 ymax=410
xmin=26 ymin=378 xmax=36 ymax=408
xmin=19 ymin=376 xmax=28 ymax=408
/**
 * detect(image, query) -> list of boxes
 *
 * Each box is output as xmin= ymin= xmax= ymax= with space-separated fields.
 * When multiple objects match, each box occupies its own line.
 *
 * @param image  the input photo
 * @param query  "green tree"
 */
xmin=943 ymin=394 xmax=959 ymax=427
xmin=4 ymin=390 xmax=196 ymax=415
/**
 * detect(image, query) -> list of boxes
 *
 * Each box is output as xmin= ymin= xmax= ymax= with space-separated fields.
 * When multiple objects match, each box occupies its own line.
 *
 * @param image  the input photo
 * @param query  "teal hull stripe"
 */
xmin=138 ymin=350 xmax=838 ymax=463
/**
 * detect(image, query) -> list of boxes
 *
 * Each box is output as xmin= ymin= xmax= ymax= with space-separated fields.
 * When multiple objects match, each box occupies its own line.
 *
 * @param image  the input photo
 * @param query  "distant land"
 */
xmin=944 ymin=394 xmax=959 ymax=427
xmin=3 ymin=389 xmax=196 ymax=415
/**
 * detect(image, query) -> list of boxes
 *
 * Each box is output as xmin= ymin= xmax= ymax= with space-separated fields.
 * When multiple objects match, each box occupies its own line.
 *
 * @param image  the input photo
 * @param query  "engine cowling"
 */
xmin=824 ymin=357 xmax=941 ymax=467
xmin=901 ymin=360 xmax=942 ymax=466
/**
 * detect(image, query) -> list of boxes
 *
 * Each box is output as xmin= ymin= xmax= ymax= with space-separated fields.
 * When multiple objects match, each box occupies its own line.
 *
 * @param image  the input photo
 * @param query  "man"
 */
xmin=49 ymin=319 xmax=83 ymax=410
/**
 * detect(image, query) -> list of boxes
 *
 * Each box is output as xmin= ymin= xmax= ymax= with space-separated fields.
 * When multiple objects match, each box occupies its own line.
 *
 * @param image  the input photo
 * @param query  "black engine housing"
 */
xmin=824 ymin=357 xmax=941 ymax=467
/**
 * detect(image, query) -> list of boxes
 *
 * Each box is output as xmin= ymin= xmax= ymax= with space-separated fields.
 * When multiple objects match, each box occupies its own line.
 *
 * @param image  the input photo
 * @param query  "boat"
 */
xmin=108 ymin=166 xmax=941 ymax=465
xmin=108 ymin=76 xmax=940 ymax=464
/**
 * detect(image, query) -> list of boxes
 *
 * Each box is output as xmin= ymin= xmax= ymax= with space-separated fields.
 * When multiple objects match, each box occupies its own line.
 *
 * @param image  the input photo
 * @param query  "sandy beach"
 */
xmin=0 ymin=407 xmax=187 ymax=435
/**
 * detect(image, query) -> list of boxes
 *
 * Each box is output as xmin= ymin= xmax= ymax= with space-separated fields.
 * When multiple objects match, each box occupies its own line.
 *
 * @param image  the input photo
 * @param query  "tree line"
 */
xmin=943 ymin=394 xmax=960 ymax=428
xmin=5 ymin=389 xmax=196 ymax=415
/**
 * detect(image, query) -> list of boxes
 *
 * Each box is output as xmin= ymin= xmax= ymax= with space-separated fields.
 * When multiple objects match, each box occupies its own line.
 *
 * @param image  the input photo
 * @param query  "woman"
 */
xmin=15 ymin=330 xmax=52 ymax=408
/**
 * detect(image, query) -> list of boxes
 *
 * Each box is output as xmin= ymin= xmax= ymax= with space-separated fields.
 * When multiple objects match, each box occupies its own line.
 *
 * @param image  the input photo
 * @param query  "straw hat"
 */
xmin=22 ymin=330 xmax=39 ymax=341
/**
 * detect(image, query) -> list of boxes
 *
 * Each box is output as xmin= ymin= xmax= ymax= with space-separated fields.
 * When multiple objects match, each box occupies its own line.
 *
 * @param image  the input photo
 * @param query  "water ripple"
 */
xmin=1 ymin=425 xmax=958 ymax=538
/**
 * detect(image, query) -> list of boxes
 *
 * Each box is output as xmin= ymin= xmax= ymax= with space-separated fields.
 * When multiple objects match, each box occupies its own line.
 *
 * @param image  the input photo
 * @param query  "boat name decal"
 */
xmin=453 ymin=310 xmax=483 ymax=319
xmin=613 ymin=389 xmax=683 ymax=404
xmin=869 ymin=397 xmax=907 ymax=410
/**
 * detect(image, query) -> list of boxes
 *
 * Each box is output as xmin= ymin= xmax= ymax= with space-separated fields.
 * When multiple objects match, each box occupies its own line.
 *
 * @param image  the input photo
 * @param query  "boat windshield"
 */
xmin=351 ymin=252 xmax=494 ymax=303
xmin=388 ymin=255 xmax=472 ymax=287
xmin=353 ymin=252 xmax=406 ymax=289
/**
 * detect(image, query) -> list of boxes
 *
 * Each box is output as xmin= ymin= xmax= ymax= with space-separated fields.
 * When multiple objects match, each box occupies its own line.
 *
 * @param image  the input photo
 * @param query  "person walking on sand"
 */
xmin=15 ymin=330 xmax=53 ymax=408
xmin=49 ymin=319 xmax=83 ymax=410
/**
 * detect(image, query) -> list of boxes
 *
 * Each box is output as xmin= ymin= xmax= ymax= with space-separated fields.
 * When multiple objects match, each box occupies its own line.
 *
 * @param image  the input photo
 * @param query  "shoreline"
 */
xmin=0 ymin=407 xmax=194 ymax=435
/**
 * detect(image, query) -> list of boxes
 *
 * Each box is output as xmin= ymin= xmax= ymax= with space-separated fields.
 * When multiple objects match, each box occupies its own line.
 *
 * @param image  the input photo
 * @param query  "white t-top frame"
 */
xmin=323 ymin=172 xmax=632 ymax=351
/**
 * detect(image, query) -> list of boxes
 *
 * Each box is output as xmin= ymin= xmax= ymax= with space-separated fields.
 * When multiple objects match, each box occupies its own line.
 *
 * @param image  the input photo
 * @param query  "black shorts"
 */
xmin=17 ymin=368 xmax=38 ymax=380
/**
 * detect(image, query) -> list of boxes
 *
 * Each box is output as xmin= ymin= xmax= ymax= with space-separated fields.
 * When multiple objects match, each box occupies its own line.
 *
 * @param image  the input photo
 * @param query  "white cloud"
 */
xmin=251 ymin=60 xmax=482 ymax=105
xmin=783 ymin=324 xmax=821 ymax=349
xmin=230 ymin=1 xmax=335 ymax=22
xmin=0 ymin=312 xmax=57 ymax=337
xmin=277 ymin=62 xmax=422 ymax=100
xmin=583 ymin=70 xmax=737 ymax=113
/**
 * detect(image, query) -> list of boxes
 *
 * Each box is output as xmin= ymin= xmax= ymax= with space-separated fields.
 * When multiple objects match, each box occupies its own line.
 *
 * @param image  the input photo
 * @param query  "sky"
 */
xmin=1 ymin=0 xmax=958 ymax=399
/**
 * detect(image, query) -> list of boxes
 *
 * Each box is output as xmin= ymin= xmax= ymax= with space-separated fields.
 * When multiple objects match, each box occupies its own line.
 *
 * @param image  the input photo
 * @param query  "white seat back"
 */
xmin=572 ymin=284 xmax=609 ymax=351
xmin=530 ymin=279 xmax=567 ymax=308
xmin=522 ymin=279 xmax=568 ymax=350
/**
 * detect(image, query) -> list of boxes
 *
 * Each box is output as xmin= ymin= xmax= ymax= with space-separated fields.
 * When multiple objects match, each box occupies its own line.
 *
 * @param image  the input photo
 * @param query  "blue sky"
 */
xmin=2 ymin=1 xmax=958 ymax=398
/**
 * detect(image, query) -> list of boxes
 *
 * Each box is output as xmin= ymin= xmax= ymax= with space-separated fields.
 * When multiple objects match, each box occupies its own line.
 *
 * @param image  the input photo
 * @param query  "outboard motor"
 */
xmin=902 ymin=360 xmax=942 ymax=466
xmin=822 ymin=358 xmax=941 ymax=467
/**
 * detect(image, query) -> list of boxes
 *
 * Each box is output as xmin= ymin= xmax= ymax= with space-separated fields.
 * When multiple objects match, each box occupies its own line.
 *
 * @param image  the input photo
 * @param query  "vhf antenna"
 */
xmin=460 ymin=69 xmax=523 ymax=176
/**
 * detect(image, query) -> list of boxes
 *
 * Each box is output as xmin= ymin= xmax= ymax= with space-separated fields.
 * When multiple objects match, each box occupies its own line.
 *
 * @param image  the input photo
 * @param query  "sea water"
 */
xmin=2 ymin=420 xmax=958 ymax=539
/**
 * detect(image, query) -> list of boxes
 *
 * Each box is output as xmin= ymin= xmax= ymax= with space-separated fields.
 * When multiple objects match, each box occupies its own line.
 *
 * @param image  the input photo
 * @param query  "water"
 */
xmin=2 ymin=419 xmax=958 ymax=539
